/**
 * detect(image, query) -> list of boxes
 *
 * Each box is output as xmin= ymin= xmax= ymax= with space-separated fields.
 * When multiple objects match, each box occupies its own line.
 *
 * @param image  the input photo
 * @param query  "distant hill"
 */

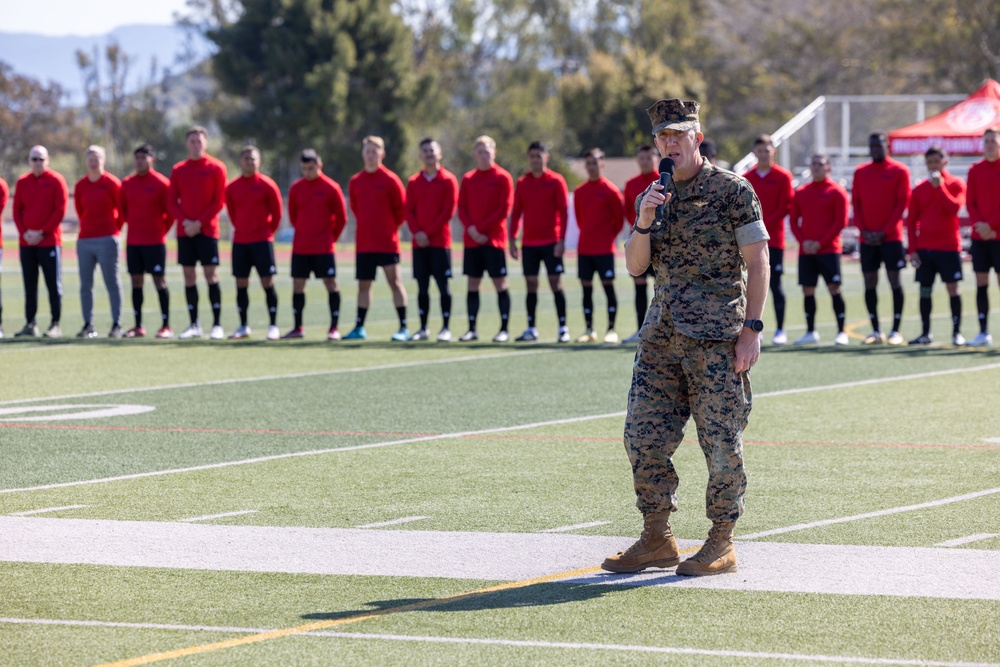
xmin=0 ymin=23 xmax=214 ymax=105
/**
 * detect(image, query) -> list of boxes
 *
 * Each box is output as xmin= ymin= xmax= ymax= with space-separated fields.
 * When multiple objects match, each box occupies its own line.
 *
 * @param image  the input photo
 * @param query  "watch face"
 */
xmin=747 ymin=319 xmax=763 ymax=332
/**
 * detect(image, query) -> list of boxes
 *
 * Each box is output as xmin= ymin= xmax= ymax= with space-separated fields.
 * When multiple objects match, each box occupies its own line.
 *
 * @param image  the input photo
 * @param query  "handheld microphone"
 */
xmin=655 ymin=157 xmax=675 ymax=220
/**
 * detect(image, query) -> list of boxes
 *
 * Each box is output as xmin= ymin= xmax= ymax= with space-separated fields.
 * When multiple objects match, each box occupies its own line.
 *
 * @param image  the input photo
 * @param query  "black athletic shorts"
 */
xmin=521 ymin=243 xmax=565 ymax=277
xmin=463 ymin=246 xmax=507 ymax=279
xmin=413 ymin=247 xmax=453 ymax=283
xmin=356 ymin=252 xmax=400 ymax=281
xmin=971 ymin=239 xmax=1000 ymax=274
xmin=232 ymin=241 xmax=277 ymax=278
xmin=578 ymin=253 xmax=615 ymax=281
xmin=798 ymin=253 xmax=842 ymax=287
xmin=860 ymin=241 xmax=907 ymax=273
xmin=177 ymin=235 xmax=220 ymax=267
xmin=127 ymin=244 xmax=167 ymax=276
xmin=291 ymin=253 xmax=336 ymax=279
xmin=769 ymin=247 xmax=784 ymax=277
xmin=915 ymin=249 xmax=963 ymax=285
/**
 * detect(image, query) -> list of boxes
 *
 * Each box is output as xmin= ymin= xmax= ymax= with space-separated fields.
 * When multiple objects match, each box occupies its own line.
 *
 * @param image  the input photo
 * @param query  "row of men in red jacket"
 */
xmin=745 ymin=128 xmax=1000 ymax=348
xmin=0 ymin=128 xmax=660 ymax=345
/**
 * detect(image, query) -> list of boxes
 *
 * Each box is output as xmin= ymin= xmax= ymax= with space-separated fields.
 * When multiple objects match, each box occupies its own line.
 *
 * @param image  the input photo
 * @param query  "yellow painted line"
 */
xmin=94 ymin=547 xmax=700 ymax=666
xmin=843 ymin=319 xmax=870 ymax=341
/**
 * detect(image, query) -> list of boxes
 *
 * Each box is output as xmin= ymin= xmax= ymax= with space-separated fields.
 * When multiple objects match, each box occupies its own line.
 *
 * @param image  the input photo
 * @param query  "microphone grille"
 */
xmin=658 ymin=157 xmax=675 ymax=175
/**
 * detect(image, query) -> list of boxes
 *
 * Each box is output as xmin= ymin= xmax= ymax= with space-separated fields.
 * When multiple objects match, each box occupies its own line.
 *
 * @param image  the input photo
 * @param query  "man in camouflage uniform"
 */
xmin=601 ymin=99 xmax=769 ymax=576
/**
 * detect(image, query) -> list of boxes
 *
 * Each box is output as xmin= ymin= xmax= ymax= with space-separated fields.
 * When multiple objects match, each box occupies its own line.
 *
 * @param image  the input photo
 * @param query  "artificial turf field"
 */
xmin=1 ymin=243 xmax=999 ymax=666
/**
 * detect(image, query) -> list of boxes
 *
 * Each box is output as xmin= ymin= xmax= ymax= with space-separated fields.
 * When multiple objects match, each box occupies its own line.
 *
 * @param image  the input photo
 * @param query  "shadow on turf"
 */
xmin=300 ymin=580 xmax=643 ymax=621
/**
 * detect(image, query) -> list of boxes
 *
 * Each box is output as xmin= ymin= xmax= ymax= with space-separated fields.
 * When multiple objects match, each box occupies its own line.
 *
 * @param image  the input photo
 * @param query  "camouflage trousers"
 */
xmin=624 ymin=332 xmax=752 ymax=522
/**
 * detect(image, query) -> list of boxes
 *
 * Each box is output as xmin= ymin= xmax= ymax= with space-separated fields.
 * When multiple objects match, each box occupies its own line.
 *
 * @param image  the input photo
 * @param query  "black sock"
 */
xmin=208 ymin=283 xmax=222 ymax=327
xmin=526 ymin=292 xmax=538 ymax=328
xmin=157 ymin=287 xmax=169 ymax=327
xmin=356 ymin=307 xmax=368 ymax=328
xmin=920 ymin=293 xmax=932 ymax=336
xmin=293 ymin=292 xmax=305 ymax=328
xmin=865 ymin=288 xmax=879 ymax=332
xmin=804 ymin=294 xmax=816 ymax=332
xmin=132 ymin=287 xmax=144 ymax=328
xmin=467 ymin=291 xmax=480 ymax=331
xmin=770 ymin=273 xmax=785 ymax=330
xmin=498 ymin=289 xmax=510 ymax=331
xmin=892 ymin=287 xmax=904 ymax=333
xmin=554 ymin=289 xmax=566 ymax=326
xmin=977 ymin=285 xmax=989 ymax=333
xmin=583 ymin=284 xmax=594 ymax=330
xmin=185 ymin=285 xmax=199 ymax=325
xmin=418 ymin=291 xmax=430 ymax=330
xmin=832 ymin=293 xmax=846 ymax=332
xmin=397 ymin=305 xmax=407 ymax=329
xmin=441 ymin=292 xmax=451 ymax=329
xmin=236 ymin=287 xmax=249 ymax=327
xmin=265 ymin=286 xmax=278 ymax=326
xmin=602 ymin=282 xmax=617 ymax=329
xmin=950 ymin=294 xmax=962 ymax=335
xmin=635 ymin=283 xmax=648 ymax=329
xmin=329 ymin=291 xmax=340 ymax=330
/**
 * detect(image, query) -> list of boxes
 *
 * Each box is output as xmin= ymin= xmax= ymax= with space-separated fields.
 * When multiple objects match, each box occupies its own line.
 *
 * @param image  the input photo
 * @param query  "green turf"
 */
xmin=1 ymin=248 xmax=999 ymax=666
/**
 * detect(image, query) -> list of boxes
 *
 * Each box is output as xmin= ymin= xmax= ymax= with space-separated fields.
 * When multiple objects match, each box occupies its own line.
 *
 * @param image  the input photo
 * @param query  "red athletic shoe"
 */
xmin=281 ymin=327 xmax=305 ymax=339
xmin=327 ymin=327 xmax=341 ymax=341
xmin=124 ymin=326 xmax=147 ymax=338
xmin=155 ymin=326 xmax=174 ymax=339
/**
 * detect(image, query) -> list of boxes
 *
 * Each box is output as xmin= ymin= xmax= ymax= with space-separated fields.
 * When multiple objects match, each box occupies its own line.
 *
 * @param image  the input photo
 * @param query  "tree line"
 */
xmin=1 ymin=0 xmax=997 ymax=189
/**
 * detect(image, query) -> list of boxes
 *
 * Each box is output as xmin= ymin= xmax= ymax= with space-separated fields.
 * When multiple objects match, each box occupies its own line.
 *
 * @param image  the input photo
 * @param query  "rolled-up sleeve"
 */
xmin=730 ymin=178 xmax=770 ymax=247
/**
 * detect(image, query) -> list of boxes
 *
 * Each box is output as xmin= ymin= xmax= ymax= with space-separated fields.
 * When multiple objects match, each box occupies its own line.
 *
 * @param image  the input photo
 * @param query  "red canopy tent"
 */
xmin=889 ymin=79 xmax=1000 ymax=155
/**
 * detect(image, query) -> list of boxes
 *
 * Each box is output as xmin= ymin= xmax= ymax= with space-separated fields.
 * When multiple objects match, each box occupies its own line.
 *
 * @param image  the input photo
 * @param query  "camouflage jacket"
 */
xmin=635 ymin=157 xmax=768 ymax=342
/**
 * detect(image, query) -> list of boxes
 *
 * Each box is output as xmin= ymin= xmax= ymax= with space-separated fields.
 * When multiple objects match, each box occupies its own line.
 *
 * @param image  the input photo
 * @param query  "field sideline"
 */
xmin=1 ymin=250 xmax=998 ymax=666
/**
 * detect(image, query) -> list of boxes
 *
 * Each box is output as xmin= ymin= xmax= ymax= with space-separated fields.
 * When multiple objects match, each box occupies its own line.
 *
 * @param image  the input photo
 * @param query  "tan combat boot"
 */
xmin=601 ymin=512 xmax=680 ymax=573
xmin=676 ymin=521 xmax=737 ymax=576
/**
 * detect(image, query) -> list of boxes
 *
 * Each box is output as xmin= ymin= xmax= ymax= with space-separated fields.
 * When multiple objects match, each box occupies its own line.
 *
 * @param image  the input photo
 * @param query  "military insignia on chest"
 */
xmin=690 ymin=200 xmax=708 ymax=209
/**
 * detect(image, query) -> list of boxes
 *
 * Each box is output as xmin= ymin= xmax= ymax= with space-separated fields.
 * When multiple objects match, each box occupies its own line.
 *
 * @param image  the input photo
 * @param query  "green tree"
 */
xmin=0 ymin=62 xmax=77 ymax=184
xmin=200 ymin=0 xmax=417 ymax=184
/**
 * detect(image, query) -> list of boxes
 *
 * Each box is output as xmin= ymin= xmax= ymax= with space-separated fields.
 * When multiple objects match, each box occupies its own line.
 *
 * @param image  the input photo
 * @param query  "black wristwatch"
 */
xmin=743 ymin=319 xmax=764 ymax=333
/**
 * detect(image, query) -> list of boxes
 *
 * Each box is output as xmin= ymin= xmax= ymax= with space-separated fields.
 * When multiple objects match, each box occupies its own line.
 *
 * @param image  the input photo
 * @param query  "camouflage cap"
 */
xmin=647 ymin=99 xmax=701 ymax=135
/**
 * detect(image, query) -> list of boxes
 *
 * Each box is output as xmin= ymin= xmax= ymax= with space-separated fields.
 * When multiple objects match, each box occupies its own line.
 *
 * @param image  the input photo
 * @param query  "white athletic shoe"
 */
xmin=886 ymin=331 xmax=905 ymax=345
xmin=228 ymin=325 xmax=251 ymax=340
xmin=266 ymin=325 xmax=280 ymax=341
xmin=968 ymin=332 xmax=993 ymax=347
xmin=436 ymin=328 xmax=452 ymax=342
xmin=952 ymin=332 xmax=967 ymax=346
xmin=557 ymin=326 xmax=571 ymax=343
xmin=834 ymin=331 xmax=849 ymax=346
xmin=603 ymin=329 xmax=619 ymax=344
xmin=409 ymin=328 xmax=430 ymax=341
xmin=209 ymin=325 xmax=225 ymax=340
xmin=178 ymin=323 xmax=202 ymax=339
xmin=492 ymin=330 xmax=509 ymax=343
xmin=793 ymin=331 xmax=820 ymax=345
xmin=771 ymin=329 xmax=788 ymax=345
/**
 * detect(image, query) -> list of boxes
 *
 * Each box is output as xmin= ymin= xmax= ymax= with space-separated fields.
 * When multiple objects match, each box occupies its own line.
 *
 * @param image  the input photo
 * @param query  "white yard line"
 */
xmin=5 ymin=359 xmax=998 ymax=496
xmin=0 ymin=619 xmax=993 ymax=667
xmin=738 ymin=486 xmax=1000 ymax=541
xmin=2 ymin=517 xmax=999 ymax=601
xmin=8 ymin=504 xmax=88 ymax=516
xmin=0 ymin=411 xmax=627 ymax=495
xmin=935 ymin=533 xmax=999 ymax=548
xmin=356 ymin=516 xmax=429 ymax=529
xmin=0 ymin=349 xmax=552 ymax=407
xmin=538 ymin=521 xmax=610 ymax=533
xmin=179 ymin=510 xmax=258 ymax=523
xmin=0 ymin=619 xmax=993 ymax=666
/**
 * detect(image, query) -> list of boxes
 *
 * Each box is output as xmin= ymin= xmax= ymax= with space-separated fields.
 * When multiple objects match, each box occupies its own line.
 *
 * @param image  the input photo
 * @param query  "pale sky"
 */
xmin=2 ymin=0 xmax=191 ymax=36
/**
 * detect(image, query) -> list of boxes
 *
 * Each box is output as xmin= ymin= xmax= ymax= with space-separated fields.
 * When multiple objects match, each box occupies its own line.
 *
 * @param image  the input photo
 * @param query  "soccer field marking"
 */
xmin=5 ymin=359 xmax=1000 ymax=496
xmin=738 ymin=486 xmax=1000 ymax=541
xmin=0 ymin=411 xmax=628 ymax=495
xmin=4 ymin=517 xmax=999 ymax=601
xmin=0 ymin=348 xmax=553 ymax=407
xmin=356 ymin=516 xmax=430 ymax=529
xmin=0 ymin=423 xmax=437 ymax=438
xmin=538 ymin=521 xmax=610 ymax=533
xmin=0 ymin=404 xmax=156 ymax=422
xmin=934 ymin=533 xmax=999 ymax=548
xmin=179 ymin=510 xmax=258 ymax=523
xmin=0 ymin=619 xmax=993 ymax=667
xmin=8 ymin=504 xmax=89 ymax=516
